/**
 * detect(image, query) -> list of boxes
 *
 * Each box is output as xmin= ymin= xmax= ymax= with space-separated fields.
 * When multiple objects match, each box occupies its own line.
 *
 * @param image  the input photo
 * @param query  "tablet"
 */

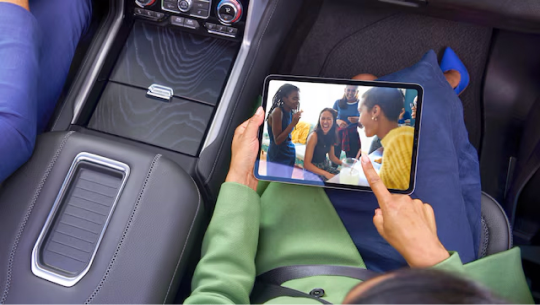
xmin=254 ymin=75 xmax=423 ymax=194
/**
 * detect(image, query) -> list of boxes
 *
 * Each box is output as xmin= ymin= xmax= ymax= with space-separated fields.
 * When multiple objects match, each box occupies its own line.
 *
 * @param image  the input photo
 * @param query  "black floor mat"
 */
xmin=288 ymin=0 xmax=493 ymax=150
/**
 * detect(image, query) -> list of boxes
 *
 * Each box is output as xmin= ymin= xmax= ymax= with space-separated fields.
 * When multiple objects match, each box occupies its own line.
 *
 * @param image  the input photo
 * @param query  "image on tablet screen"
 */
xmin=257 ymin=79 xmax=419 ymax=192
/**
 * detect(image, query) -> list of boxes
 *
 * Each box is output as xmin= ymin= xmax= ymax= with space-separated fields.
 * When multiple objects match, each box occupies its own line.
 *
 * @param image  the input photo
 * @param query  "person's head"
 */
xmin=343 ymin=268 xmax=507 ymax=304
xmin=314 ymin=108 xmax=338 ymax=140
xmin=269 ymin=84 xmax=300 ymax=117
xmin=339 ymin=85 xmax=359 ymax=109
xmin=358 ymin=87 xmax=404 ymax=137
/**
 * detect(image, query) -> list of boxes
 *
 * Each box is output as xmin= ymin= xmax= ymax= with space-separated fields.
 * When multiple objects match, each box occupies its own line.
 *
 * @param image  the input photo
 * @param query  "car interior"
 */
xmin=0 ymin=0 xmax=539 ymax=302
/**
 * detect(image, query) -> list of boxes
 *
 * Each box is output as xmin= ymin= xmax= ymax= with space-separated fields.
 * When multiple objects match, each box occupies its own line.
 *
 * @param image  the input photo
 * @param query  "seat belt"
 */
xmin=251 ymin=282 xmax=333 ymax=304
xmin=251 ymin=264 xmax=380 ymax=304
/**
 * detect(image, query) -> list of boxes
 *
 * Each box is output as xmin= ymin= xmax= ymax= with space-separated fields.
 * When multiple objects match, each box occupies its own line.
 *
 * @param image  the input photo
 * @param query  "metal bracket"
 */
xmin=147 ymin=84 xmax=174 ymax=101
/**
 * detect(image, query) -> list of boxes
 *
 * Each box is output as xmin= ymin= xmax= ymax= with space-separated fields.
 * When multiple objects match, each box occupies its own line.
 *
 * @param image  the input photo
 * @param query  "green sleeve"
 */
xmin=432 ymin=249 xmax=533 ymax=304
xmin=256 ymin=180 xmax=271 ymax=196
xmin=431 ymin=251 xmax=466 ymax=274
xmin=184 ymin=182 xmax=261 ymax=304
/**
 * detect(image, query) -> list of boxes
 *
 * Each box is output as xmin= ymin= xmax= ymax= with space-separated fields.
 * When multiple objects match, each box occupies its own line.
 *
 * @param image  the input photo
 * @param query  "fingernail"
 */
xmin=361 ymin=154 xmax=369 ymax=164
xmin=256 ymin=106 xmax=263 ymax=115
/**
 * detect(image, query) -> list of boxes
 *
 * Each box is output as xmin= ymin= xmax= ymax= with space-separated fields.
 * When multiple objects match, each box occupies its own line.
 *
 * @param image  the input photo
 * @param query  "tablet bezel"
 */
xmin=254 ymin=74 xmax=423 ymax=194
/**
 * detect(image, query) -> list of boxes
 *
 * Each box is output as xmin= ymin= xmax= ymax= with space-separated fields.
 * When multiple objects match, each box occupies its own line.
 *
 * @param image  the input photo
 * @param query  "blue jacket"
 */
xmin=0 ymin=3 xmax=41 ymax=182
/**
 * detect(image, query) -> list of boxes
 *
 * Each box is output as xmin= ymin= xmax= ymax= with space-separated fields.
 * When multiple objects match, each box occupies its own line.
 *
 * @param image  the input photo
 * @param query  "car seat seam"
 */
xmin=1 ymin=131 xmax=74 ymax=303
xmin=319 ymin=13 xmax=401 ymax=76
xmin=163 ymin=179 xmax=202 ymax=303
xmin=84 ymin=154 xmax=162 ymax=304
xmin=482 ymin=191 xmax=513 ymax=250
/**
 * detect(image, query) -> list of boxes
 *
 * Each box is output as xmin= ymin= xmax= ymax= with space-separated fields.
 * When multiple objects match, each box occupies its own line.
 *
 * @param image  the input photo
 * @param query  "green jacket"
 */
xmin=184 ymin=182 xmax=533 ymax=304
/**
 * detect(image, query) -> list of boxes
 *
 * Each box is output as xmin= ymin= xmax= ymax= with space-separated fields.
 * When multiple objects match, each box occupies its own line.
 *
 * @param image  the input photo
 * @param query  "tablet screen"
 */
xmin=254 ymin=75 xmax=423 ymax=194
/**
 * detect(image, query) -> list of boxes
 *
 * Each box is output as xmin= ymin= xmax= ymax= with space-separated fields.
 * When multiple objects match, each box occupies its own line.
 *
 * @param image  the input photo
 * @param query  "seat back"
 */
xmin=506 ymin=98 xmax=540 ymax=245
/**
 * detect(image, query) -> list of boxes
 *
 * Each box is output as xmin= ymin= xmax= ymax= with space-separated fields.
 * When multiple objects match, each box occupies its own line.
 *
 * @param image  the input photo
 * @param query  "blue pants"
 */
xmin=328 ymin=51 xmax=482 ymax=272
xmin=0 ymin=0 xmax=91 ymax=182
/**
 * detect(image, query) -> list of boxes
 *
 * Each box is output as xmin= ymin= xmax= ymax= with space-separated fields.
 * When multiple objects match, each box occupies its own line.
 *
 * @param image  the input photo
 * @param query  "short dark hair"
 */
xmin=361 ymin=87 xmax=404 ymax=122
xmin=347 ymin=269 xmax=507 ymax=304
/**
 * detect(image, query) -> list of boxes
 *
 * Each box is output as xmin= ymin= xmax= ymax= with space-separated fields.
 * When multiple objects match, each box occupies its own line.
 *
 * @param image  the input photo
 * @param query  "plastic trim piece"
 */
xmin=207 ymin=29 xmax=236 ymax=38
xmin=161 ymin=0 xmax=212 ymax=19
xmin=31 ymin=153 xmax=130 ymax=287
xmin=71 ymin=0 xmax=125 ymax=123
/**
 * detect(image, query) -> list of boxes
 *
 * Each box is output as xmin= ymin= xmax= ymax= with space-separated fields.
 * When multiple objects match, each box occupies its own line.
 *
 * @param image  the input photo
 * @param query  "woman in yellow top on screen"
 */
xmin=358 ymin=87 xmax=414 ymax=190
xmin=303 ymin=108 xmax=343 ymax=181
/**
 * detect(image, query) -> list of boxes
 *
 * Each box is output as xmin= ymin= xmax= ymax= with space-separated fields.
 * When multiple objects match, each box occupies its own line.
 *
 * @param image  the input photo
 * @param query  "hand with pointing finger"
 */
xmin=360 ymin=154 xmax=450 ymax=268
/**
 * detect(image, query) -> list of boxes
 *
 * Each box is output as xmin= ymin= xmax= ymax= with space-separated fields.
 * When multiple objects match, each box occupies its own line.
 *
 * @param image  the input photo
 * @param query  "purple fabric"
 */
xmin=0 ymin=0 xmax=91 ymax=182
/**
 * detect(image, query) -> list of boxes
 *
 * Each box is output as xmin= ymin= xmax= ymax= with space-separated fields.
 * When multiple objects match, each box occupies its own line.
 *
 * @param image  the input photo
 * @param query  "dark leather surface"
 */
xmin=479 ymin=192 xmax=512 ymax=258
xmin=110 ymin=21 xmax=239 ymax=106
xmin=71 ymin=126 xmax=199 ymax=176
xmin=480 ymin=31 xmax=540 ymax=205
xmin=507 ymin=98 xmax=540 ymax=243
xmin=89 ymin=82 xmax=213 ymax=156
xmin=196 ymin=0 xmax=304 ymax=205
xmin=0 ymin=131 xmax=202 ymax=303
xmin=428 ymin=0 xmax=540 ymax=33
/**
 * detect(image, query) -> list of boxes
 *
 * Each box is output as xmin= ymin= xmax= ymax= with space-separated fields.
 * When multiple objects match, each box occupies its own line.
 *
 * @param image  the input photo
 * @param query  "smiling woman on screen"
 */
xmin=303 ymin=108 xmax=343 ymax=181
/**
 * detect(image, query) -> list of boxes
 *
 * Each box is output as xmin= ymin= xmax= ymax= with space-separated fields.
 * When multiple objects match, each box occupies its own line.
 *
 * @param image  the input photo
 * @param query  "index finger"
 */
xmin=360 ymin=154 xmax=391 ymax=207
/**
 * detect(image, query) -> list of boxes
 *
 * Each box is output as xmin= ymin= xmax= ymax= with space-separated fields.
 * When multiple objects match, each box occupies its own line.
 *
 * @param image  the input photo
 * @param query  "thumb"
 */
xmin=245 ymin=107 xmax=265 ymax=139
xmin=373 ymin=208 xmax=385 ymax=237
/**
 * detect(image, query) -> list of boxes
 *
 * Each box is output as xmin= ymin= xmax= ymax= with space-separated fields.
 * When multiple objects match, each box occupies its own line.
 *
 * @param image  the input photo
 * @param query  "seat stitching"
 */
xmin=84 ymin=154 xmax=161 ymax=304
xmin=163 ymin=178 xmax=202 ymax=303
xmin=1 ymin=131 xmax=74 ymax=303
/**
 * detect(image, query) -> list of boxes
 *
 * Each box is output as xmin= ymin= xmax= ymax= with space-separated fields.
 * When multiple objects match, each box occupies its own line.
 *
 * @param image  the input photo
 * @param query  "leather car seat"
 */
xmin=0 ymin=131 xmax=203 ymax=303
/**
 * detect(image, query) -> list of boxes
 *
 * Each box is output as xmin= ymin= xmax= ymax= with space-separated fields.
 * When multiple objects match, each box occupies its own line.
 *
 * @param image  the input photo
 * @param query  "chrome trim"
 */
xmin=147 ymin=84 xmax=174 ymax=101
xmin=135 ymin=0 xmax=145 ymax=8
xmin=72 ymin=0 xmax=124 ymax=124
xmin=161 ymin=0 xmax=181 ymax=13
xmin=178 ymin=0 xmax=192 ymax=12
xmin=201 ymin=0 xmax=268 ymax=151
xmin=207 ymin=29 xmax=236 ymax=38
xmin=216 ymin=0 xmax=239 ymax=25
xmin=31 ymin=153 xmax=130 ymax=287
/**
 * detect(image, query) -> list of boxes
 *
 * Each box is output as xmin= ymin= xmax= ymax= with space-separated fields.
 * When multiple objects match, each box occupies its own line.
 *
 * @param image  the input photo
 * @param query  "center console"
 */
xmin=84 ymin=0 xmax=247 ymax=158
xmin=0 ymin=0 xmax=304 ymax=302
xmin=49 ymin=0 xmax=304 ymax=204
